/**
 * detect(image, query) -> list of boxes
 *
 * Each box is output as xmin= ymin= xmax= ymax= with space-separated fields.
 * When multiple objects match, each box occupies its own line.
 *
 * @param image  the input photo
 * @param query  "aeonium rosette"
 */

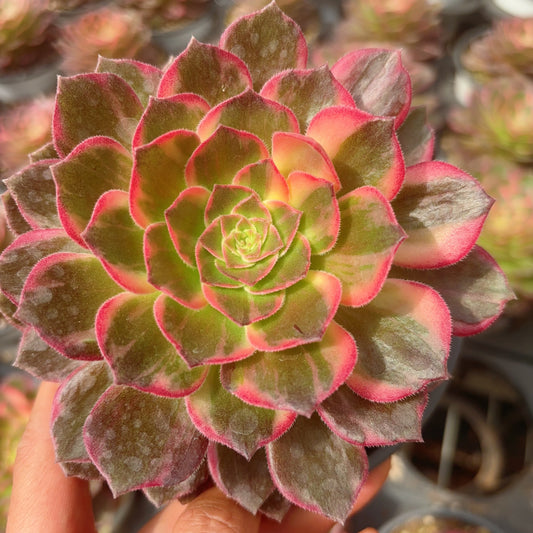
xmin=0 ymin=3 xmax=513 ymax=524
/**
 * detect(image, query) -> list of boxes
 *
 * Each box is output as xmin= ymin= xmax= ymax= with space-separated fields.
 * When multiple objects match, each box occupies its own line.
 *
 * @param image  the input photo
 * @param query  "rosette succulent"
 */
xmin=0 ymin=3 xmax=512 ymax=523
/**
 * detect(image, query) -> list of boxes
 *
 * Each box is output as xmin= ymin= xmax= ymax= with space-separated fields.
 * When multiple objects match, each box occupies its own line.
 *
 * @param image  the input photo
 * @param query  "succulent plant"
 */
xmin=0 ymin=375 xmax=36 ymax=530
xmin=447 ymin=77 xmax=533 ymax=164
xmin=0 ymin=0 xmax=57 ymax=72
xmin=461 ymin=17 xmax=533 ymax=82
xmin=0 ymin=96 xmax=55 ymax=178
xmin=0 ymin=3 xmax=512 ymax=524
xmin=55 ymin=6 xmax=152 ymax=75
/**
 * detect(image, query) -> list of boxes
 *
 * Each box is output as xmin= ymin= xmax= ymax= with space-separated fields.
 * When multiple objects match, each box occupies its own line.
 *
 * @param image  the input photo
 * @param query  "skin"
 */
xmin=7 ymin=382 xmax=389 ymax=533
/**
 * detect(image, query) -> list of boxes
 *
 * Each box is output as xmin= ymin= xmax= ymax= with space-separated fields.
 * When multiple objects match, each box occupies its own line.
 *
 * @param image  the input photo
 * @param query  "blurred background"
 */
xmin=1 ymin=1 xmax=532 ymax=531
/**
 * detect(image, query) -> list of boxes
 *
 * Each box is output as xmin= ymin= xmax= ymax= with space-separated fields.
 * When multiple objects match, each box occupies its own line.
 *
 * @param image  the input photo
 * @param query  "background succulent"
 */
xmin=0 ymin=3 xmax=512 ymax=524
xmin=0 ymin=0 xmax=57 ymax=72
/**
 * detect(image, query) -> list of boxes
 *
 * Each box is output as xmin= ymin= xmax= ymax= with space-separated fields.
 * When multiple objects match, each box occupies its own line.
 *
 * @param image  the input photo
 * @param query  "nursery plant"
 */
xmin=0 ymin=2 xmax=513 ymax=524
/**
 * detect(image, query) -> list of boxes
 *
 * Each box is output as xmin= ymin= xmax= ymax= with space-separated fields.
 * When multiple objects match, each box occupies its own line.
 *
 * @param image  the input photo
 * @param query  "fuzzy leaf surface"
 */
xmin=396 ymin=107 xmax=434 ymax=166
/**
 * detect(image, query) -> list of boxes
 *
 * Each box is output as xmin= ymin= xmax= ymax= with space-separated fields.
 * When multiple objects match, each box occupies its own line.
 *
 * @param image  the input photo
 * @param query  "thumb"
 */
xmin=141 ymin=486 xmax=261 ymax=533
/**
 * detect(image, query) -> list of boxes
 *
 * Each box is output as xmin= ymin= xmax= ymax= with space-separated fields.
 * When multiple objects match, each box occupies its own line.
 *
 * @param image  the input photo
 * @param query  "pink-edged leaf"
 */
xmin=165 ymin=186 xmax=209 ymax=267
xmin=96 ymin=56 xmax=162 ymax=107
xmin=318 ymin=385 xmax=428 ymax=447
xmin=248 ymin=232 xmax=310 ymax=295
xmin=397 ymin=107 xmax=435 ymax=166
xmin=195 ymin=245 xmax=243 ymax=288
xmin=185 ymin=125 xmax=268 ymax=189
xmin=261 ymin=66 xmax=356 ymax=131
xmin=133 ymin=94 xmax=210 ymax=148
xmin=96 ymin=292 xmax=207 ymax=397
xmin=0 ymin=293 xmax=22 ymax=330
xmin=82 ymin=190 xmax=152 ymax=294
xmin=52 ymin=361 xmax=112 ymax=463
xmin=154 ymin=294 xmax=255 ymax=367
xmin=30 ymin=141 xmax=59 ymax=163
xmin=84 ymin=385 xmax=208 ymax=496
xmin=307 ymin=107 xmax=405 ymax=200
xmin=16 ymin=253 xmax=122 ymax=360
xmin=259 ymin=490 xmax=292 ymax=522
xmin=53 ymin=73 xmax=143 ymax=157
xmin=222 ymin=320 xmax=356 ymax=416
xmin=392 ymin=161 xmax=494 ymax=269
xmin=271 ymin=132 xmax=341 ymax=192
xmin=143 ymin=460 xmax=210 ymax=507
xmin=203 ymin=285 xmax=284 ymax=326
xmin=158 ymin=38 xmax=252 ymax=105
xmin=286 ymin=172 xmax=339 ymax=255
xmin=204 ymin=184 xmax=259 ymax=224
xmin=197 ymin=90 xmax=299 ymax=149
xmin=267 ymin=413 xmax=368 ymax=523
xmin=15 ymin=327 xmax=82 ymax=382
xmin=52 ymin=136 xmax=132 ymax=246
xmin=336 ymin=279 xmax=451 ymax=402
xmin=145 ymin=222 xmax=206 ymax=309
xmin=61 ymin=461 xmax=101 ymax=480
xmin=246 ymin=270 xmax=341 ymax=351
xmin=4 ymin=161 xmax=60 ymax=230
xmin=1 ymin=191 xmax=32 ymax=236
xmin=130 ymin=129 xmax=200 ymax=228
xmin=331 ymin=49 xmax=412 ymax=128
xmin=208 ymin=444 xmax=274 ymax=514
xmin=265 ymin=200 xmax=301 ymax=252
xmin=186 ymin=367 xmax=296 ymax=460
xmin=233 ymin=159 xmax=289 ymax=203
xmin=391 ymin=246 xmax=515 ymax=336
xmin=220 ymin=2 xmax=308 ymax=91
xmin=315 ymin=186 xmax=405 ymax=307
xmin=0 ymin=228 xmax=83 ymax=304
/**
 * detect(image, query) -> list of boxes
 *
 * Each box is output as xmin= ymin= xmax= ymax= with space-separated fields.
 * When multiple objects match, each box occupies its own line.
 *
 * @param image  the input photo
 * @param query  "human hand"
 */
xmin=7 ymin=382 xmax=389 ymax=533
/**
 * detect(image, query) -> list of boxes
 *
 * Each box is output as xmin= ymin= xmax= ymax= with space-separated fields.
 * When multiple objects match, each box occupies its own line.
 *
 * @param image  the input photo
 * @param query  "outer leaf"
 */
xmin=307 ymin=107 xmax=404 ymax=200
xmin=52 ymin=362 xmax=112 ymax=463
xmin=220 ymin=2 xmax=308 ymax=91
xmin=15 ymin=327 xmax=82 ymax=382
xmin=84 ymin=386 xmax=208 ymax=496
xmin=233 ymin=159 xmax=289 ymax=203
xmin=203 ymin=285 xmax=284 ymax=326
xmin=185 ymin=126 xmax=268 ymax=189
xmin=392 ymin=161 xmax=494 ymax=268
xmin=259 ymin=490 xmax=292 ymax=522
xmin=396 ymin=107 xmax=435 ymax=166
xmin=208 ymin=444 xmax=274 ymax=514
xmin=144 ymin=222 xmax=206 ymax=309
xmin=30 ymin=141 xmax=59 ymax=163
xmin=1 ymin=191 xmax=31 ymax=236
xmin=287 ymin=172 xmax=339 ymax=254
xmin=130 ymin=130 xmax=200 ymax=228
xmin=261 ymin=66 xmax=355 ymax=131
xmin=336 ymin=279 xmax=451 ymax=402
xmin=154 ymin=294 xmax=255 ymax=367
xmin=16 ymin=253 xmax=122 ymax=360
xmin=52 ymin=136 xmax=132 ymax=246
xmin=5 ymin=161 xmax=60 ymax=230
xmin=331 ymin=49 xmax=411 ymax=128
xmin=53 ymin=73 xmax=143 ymax=157
xmin=96 ymin=57 xmax=162 ymax=107
xmin=0 ymin=228 xmax=83 ymax=304
xmin=61 ymin=461 xmax=101 ymax=480
xmin=82 ymin=190 xmax=152 ymax=294
xmin=96 ymin=292 xmax=207 ymax=397
xmin=133 ymin=94 xmax=209 ymax=147
xmin=318 ymin=385 xmax=428 ymax=447
xmin=246 ymin=270 xmax=341 ymax=351
xmin=221 ymin=320 xmax=357 ymax=416
xmin=186 ymin=367 xmax=296 ymax=459
xmin=391 ymin=246 xmax=514 ymax=336
xmin=158 ymin=38 xmax=252 ymax=105
xmin=267 ymin=413 xmax=368 ymax=523
xmin=197 ymin=90 xmax=299 ymax=149
xmin=314 ymin=186 xmax=405 ymax=307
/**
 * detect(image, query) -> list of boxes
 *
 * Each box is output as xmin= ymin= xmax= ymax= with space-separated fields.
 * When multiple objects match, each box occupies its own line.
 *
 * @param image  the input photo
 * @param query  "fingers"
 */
xmin=7 ymin=382 xmax=97 ymax=533
xmin=140 ymin=487 xmax=261 ymax=533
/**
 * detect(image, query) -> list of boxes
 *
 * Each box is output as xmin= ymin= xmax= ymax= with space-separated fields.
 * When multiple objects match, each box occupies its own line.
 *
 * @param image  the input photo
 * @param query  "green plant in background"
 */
xmin=55 ymin=6 xmax=152 ymax=75
xmin=0 ymin=96 xmax=55 ymax=178
xmin=0 ymin=0 xmax=57 ymax=72
xmin=0 ymin=3 xmax=512 ymax=524
xmin=461 ymin=17 xmax=533 ymax=83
